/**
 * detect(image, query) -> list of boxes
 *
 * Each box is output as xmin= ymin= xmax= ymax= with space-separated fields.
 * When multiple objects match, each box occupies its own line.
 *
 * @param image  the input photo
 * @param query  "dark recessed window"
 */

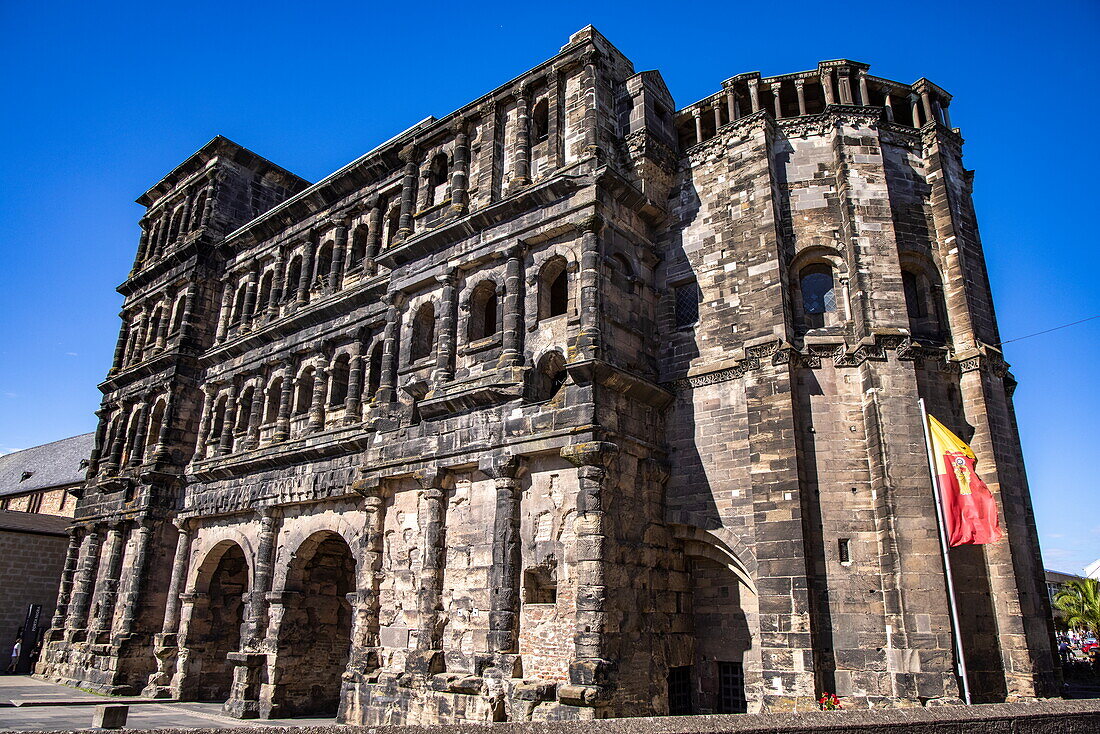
xmin=675 ymin=282 xmax=701 ymax=328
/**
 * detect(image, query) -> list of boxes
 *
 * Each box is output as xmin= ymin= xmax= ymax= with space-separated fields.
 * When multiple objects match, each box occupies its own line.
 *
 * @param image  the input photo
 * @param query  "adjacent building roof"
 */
xmin=0 ymin=509 xmax=71 ymax=536
xmin=0 ymin=433 xmax=94 ymax=498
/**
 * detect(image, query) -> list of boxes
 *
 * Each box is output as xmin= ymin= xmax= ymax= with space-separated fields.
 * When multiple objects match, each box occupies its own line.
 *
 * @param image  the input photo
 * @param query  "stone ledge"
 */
xmin=8 ymin=699 xmax=1100 ymax=734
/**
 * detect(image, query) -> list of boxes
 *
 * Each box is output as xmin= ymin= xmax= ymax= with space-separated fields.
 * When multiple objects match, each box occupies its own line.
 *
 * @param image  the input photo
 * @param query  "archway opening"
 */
xmin=183 ymin=542 xmax=248 ymax=703
xmin=273 ymin=532 xmax=356 ymax=716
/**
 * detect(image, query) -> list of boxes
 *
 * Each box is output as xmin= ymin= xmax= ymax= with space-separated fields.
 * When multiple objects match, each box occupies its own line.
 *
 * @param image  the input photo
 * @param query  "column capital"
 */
xmin=560 ymin=441 xmax=618 ymax=469
xmin=794 ymin=78 xmax=805 ymax=88
xmin=413 ymin=466 xmax=448 ymax=490
xmin=478 ymin=452 xmax=526 ymax=481
xmin=577 ymin=213 xmax=604 ymax=234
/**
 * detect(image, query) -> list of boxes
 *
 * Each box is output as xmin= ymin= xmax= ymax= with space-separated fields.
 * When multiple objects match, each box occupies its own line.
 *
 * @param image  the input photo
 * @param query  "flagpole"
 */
xmin=918 ymin=398 xmax=972 ymax=705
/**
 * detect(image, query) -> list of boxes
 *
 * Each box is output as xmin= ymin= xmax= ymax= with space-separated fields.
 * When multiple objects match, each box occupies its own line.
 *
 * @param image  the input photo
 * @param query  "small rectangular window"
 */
xmin=668 ymin=665 xmax=692 ymax=715
xmin=838 ymin=538 xmax=851 ymax=564
xmin=674 ymin=282 xmax=700 ymax=328
xmin=717 ymin=661 xmax=747 ymax=714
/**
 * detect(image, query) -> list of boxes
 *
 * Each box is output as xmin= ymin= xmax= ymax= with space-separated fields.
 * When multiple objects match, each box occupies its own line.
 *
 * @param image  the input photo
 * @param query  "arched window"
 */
xmin=530 ymin=350 xmax=567 ymax=402
xmin=210 ymin=396 xmax=228 ymax=443
xmin=532 ymin=98 xmax=550 ymax=142
xmin=349 ymin=224 xmax=368 ymax=266
xmin=146 ymin=308 xmax=162 ymax=346
xmin=610 ymin=253 xmax=636 ymax=294
xmin=539 ymin=256 xmax=569 ymax=320
xmin=674 ymin=281 xmax=701 ymax=328
xmin=285 ymin=257 xmax=302 ymax=301
xmin=799 ymin=264 xmax=836 ymax=329
xmin=329 ymin=354 xmax=350 ymax=406
xmin=295 ymin=368 xmax=315 ymax=415
xmin=901 ymin=266 xmax=948 ymax=341
xmin=190 ymin=191 xmax=207 ymax=230
xmin=231 ymin=283 xmax=248 ymax=324
xmin=170 ymin=294 xmax=186 ymax=334
xmin=236 ymin=387 xmax=254 ymax=433
xmin=265 ymin=378 xmax=282 ymax=423
xmin=385 ymin=205 xmax=401 ymax=247
xmin=146 ymin=400 xmax=166 ymax=450
xmin=315 ymin=241 xmax=334 ymax=282
xmin=367 ymin=342 xmax=383 ymax=400
xmin=410 ymin=303 xmax=435 ymax=362
xmin=427 ymin=153 xmax=449 ymax=206
xmin=902 ymin=270 xmax=924 ymax=320
xmin=258 ymin=271 xmax=274 ymax=314
xmin=467 ymin=281 xmax=499 ymax=341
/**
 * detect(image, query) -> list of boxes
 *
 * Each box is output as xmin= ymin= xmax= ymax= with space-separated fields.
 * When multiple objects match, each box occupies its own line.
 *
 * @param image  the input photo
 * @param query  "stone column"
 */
xmin=153 ymin=387 xmax=177 ymax=463
xmin=134 ymin=219 xmax=151 ymax=267
xmin=117 ymin=520 xmax=153 ymax=638
xmin=296 ymin=241 xmax=315 ymax=306
xmin=499 ymin=246 xmax=525 ymax=368
xmin=921 ymin=89 xmax=934 ymax=126
xmin=883 ymin=91 xmax=895 ymax=122
xmin=513 ymin=89 xmax=531 ymax=187
xmin=432 ymin=271 xmax=457 ymax=385
xmin=582 ymin=50 xmax=600 ymax=156
xmin=215 ymin=281 xmax=234 ymax=343
xmin=859 ymin=72 xmax=870 ymax=106
xmin=365 ymin=198 xmax=383 ymax=267
xmin=244 ymin=510 xmax=279 ymax=647
xmin=376 ymin=294 xmax=402 ymax=403
xmin=155 ymin=303 xmax=171 ymax=349
xmin=344 ymin=338 xmax=364 ymax=423
xmin=547 ymin=71 xmax=562 ymax=169
xmin=560 ymin=441 xmax=619 ymax=701
xmin=348 ymin=487 xmax=387 ymax=672
xmin=88 ymin=407 xmax=111 ymax=476
xmin=218 ymin=382 xmax=239 ymax=455
xmin=274 ymin=363 xmax=294 ymax=440
xmin=450 ymin=120 xmax=471 ymax=214
xmin=330 ymin=218 xmax=348 ymax=292
xmin=178 ymin=280 xmax=200 ymax=343
xmin=127 ymin=399 xmax=152 ymax=467
xmin=821 ymin=70 xmax=835 ymax=105
xmin=144 ymin=521 xmax=192 ymax=698
xmin=49 ymin=528 xmax=83 ymax=639
xmin=176 ymin=197 xmax=193 ymax=243
xmin=245 ymin=382 xmax=264 ymax=450
xmin=195 ymin=385 xmax=217 ymax=453
xmin=910 ymin=94 xmax=922 ymax=127
xmin=200 ymin=173 xmax=216 ymax=227
xmin=241 ymin=265 xmax=259 ymax=323
xmin=409 ymin=469 xmax=448 ymax=671
xmin=692 ymin=109 xmax=702 ymax=145
xmin=795 ymin=79 xmax=807 ymax=116
xmin=109 ymin=316 xmax=130 ymax=374
xmin=308 ymin=356 xmax=328 ymax=432
xmin=725 ymin=87 xmax=737 ymax=122
xmin=482 ymin=454 xmax=524 ymax=657
xmin=575 ymin=215 xmax=604 ymax=359
xmin=771 ymin=82 xmax=783 ymax=118
xmin=748 ymin=78 xmax=760 ymax=112
xmin=107 ymin=407 xmax=127 ymax=473
xmin=91 ymin=523 xmax=126 ymax=639
xmin=127 ymin=311 xmax=146 ymax=363
xmin=67 ymin=526 xmax=102 ymax=636
xmin=268 ymin=249 xmax=285 ymax=319
xmin=397 ymin=148 xmax=419 ymax=240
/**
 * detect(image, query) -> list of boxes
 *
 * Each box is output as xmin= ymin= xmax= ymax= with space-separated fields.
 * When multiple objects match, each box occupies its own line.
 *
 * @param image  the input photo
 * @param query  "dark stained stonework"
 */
xmin=37 ymin=26 xmax=1057 ymax=724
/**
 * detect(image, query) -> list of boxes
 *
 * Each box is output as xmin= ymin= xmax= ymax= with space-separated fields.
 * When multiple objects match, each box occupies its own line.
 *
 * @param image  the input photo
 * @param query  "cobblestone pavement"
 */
xmin=0 ymin=676 xmax=336 ymax=730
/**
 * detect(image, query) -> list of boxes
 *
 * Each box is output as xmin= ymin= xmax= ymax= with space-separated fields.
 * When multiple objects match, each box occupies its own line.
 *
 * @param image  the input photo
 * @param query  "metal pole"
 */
xmin=918 ymin=398 xmax=972 ymax=704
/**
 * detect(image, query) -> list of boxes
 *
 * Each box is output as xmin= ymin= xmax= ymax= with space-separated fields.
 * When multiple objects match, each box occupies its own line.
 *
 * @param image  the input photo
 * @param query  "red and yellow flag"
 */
xmin=927 ymin=414 xmax=1002 ymax=547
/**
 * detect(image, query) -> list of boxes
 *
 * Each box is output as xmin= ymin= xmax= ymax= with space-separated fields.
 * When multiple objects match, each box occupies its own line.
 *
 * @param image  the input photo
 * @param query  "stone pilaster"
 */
xmin=117 ymin=520 xmax=153 ymax=638
xmin=296 ymin=240 xmax=315 ymax=307
xmin=308 ymin=355 xmax=328 ymax=432
xmin=449 ymin=121 xmax=471 ymax=214
xmin=481 ymin=453 xmax=525 ymax=658
xmin=127 ymin=400 xmax=151 ymax=467
xmin=513 ymin=89 xmax=531 ymax=187
xmin=67 ymin=526 xmax=101 ymax=638
xmin=344 ymin=338 xmax=364 ymax=423
xmin=90 ymin=523 xmax=126 ymax=641
xmin=575 ymin=215 xmax=604 ymax=359
xmin=269 ymin=248 xmax=285 ymax=318
xmin=48 ymin=528 xmax=82 ymax=640
xmin=376 ymin=294 xmax=402 ymax=403
xmin=330 ymin=218 xmax=348 ymax=291
xmin=397 ymin=148 xmax=419 ymax=240
xmin=432 ymin=271 xmax=457 ymax=385
xmin=218 ymin=382 xmax=239 ymax=455
xmin=275 ymin=363 xmax=294 ymax=440
xmin=407 ymin=468 xmax=448 ymax=676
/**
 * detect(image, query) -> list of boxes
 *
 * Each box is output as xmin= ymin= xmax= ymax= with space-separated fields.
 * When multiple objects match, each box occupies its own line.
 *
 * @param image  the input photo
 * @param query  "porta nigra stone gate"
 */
xmin=37 ymin=26 xmax=1058 ymax=724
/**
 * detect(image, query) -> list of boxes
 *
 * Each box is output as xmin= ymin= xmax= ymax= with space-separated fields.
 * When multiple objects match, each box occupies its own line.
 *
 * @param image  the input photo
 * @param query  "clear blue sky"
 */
xmin=1 ymin=1 xmax=1096 ymax=573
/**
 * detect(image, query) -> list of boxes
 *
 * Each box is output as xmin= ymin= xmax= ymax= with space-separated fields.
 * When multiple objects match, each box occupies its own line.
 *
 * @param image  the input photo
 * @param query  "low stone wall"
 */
xmin=8 ymin=698 xmax=1100 ymax=734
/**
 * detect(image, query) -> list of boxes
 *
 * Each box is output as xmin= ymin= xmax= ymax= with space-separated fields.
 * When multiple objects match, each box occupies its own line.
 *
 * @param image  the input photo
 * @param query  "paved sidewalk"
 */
xmin=0 ymin=676 xmax=337 ymax=730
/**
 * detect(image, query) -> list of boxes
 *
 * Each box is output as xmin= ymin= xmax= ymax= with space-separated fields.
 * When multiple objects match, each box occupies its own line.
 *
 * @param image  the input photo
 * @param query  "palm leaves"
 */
xmin=1053 ymin=578 xmax=1100 ymax=636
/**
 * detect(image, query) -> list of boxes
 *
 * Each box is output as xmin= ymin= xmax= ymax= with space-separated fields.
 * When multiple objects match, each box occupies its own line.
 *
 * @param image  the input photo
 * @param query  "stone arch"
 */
xmin=178 ymin=540 xmax=249 ymax=703
xmin=537 ymin=255 xmax=570 ymax=320
xmin=269 ymin=530 xmax=357 ymax=716
xmin=466 ymin=279 xmax=500 ymax=341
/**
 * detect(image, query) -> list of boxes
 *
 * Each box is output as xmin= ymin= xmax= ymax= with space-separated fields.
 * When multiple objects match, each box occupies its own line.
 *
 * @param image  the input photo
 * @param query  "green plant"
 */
xmin=1053 ymin=578 xmax=1100 ymax=637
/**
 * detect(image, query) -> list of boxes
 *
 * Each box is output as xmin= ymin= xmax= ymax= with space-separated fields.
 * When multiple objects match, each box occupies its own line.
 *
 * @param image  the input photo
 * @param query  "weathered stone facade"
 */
xmin=37 ymin=26 xmax=1057 ymax=723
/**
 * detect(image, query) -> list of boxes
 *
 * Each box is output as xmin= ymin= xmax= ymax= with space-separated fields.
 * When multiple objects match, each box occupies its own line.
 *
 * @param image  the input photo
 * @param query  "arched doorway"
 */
xmin=181 ymin=542 xmax=248 ymax=702
xmin=272 ymin=531 xmax=356 ymax=716
xmin=668 ymin=552 xmax=754 ymax=716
